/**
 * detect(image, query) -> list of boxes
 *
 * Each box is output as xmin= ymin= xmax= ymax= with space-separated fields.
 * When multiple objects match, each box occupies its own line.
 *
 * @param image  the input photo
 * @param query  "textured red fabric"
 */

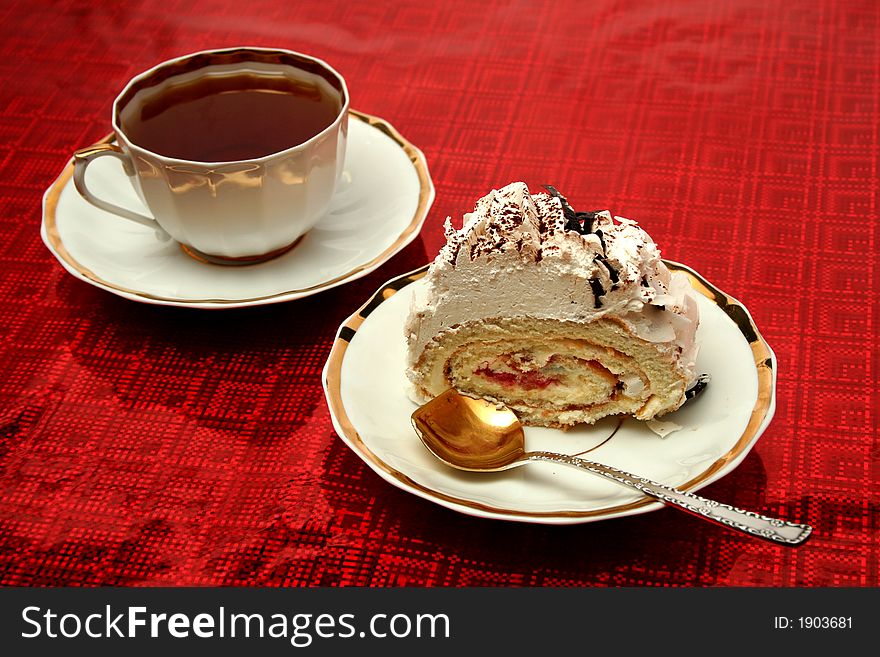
xmin=0 ymin=0 xmax=877 ymax=587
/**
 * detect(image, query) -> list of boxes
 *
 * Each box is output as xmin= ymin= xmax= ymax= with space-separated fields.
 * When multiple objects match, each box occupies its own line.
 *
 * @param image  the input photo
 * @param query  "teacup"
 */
xmin=73 ymin=47 xmax=349 ymax=265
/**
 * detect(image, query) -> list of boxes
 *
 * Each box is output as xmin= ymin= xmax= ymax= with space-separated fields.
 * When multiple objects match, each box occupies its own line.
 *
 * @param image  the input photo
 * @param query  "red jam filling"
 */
xmin=474 ymin=365 xmax=558 ymax=390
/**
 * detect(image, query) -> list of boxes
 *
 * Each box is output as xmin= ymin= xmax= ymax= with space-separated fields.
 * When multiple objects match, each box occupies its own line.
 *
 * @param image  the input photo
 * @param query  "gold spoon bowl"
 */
xmin=412 ymin=389 xmax=812 ymax=546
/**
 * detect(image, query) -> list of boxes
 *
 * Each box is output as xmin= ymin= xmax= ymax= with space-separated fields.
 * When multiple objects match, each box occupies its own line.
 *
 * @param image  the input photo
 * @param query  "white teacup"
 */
xmin=73 ymin=47 xmax=349 ymax=265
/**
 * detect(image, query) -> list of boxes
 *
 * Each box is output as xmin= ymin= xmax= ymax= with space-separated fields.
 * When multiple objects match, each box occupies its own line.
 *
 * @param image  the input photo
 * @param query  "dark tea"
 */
xmin=121 ymin=72 xmax=341 ymax=161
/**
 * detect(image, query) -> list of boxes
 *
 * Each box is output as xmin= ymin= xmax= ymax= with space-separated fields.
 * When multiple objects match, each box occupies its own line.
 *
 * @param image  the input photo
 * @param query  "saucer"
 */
xmin=41 ymin=110 xmax=434 ymax=308
xmin=322 ymin=262 xmax=776 ymax=525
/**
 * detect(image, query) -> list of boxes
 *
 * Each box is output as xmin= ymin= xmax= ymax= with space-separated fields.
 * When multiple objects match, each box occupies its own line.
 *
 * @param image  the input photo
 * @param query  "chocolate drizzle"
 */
xmin=595 ymin=253 xmax=619 ymax=288
xmin=543 ymin=186 xmax=601 ymax=235
xmin=684 ymin=373 xmax=711 ymax=400
xmin=588 ymin=277 xmax=605 ymax=308
xmin=544 ymin=184 xmax=621 ymax=297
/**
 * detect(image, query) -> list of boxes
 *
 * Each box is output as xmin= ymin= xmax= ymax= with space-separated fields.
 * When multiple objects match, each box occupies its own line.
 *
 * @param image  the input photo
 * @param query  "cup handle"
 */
xmin=73 ymin=143 xmax=171 ymax=241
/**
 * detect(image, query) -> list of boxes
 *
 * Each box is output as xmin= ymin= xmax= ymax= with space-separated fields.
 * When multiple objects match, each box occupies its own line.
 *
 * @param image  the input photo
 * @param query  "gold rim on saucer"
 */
xmin=42 ymin=109 xmax=433 ymax=305
xmin=323 ymin=261 xmax=775 ymax=521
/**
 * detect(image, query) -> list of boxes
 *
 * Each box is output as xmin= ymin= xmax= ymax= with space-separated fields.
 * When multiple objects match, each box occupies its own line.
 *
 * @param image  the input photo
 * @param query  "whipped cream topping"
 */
xmin=405 ymin=182 xmax=700 ymax=382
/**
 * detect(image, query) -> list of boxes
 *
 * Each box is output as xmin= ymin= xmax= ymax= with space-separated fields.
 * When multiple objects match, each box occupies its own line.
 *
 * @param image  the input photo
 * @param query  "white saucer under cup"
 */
xmin=42 ymin=110 xmax=434 ymax=309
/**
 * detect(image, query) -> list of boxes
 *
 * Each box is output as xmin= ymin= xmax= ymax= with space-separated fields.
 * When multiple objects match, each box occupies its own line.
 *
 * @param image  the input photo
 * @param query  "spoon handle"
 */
xmin=526 ymin=451 xmax=812 ymax=545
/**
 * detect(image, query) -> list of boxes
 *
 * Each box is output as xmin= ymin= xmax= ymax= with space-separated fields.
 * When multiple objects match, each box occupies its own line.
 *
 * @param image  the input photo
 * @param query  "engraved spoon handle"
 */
xmin=526 ymin=451 xmax=812 ymax=545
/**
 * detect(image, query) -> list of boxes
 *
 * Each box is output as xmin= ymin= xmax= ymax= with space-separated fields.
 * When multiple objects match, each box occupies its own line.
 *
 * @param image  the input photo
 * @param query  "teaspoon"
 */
xmin=411 ymin=389 xmax=812 ymax=546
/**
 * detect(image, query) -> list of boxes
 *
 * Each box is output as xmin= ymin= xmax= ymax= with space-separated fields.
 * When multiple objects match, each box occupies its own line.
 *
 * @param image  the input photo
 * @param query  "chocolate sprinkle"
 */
xmin=684 ymin=373 xmax=711 ymax=400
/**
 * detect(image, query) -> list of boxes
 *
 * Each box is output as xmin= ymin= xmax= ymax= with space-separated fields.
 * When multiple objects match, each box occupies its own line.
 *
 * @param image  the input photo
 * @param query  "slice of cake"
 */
xmin=404 ymin=182 xmax=701 ymax=429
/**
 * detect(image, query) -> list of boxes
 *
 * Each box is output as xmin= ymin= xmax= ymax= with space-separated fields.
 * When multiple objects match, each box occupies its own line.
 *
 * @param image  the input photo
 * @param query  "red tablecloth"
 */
xmin=0 ymin=0 xmax=876 ymax=587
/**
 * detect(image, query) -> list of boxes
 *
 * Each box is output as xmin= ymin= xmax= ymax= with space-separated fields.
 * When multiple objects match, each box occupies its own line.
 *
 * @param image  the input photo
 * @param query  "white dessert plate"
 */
xmin=41 ymin=110 xmax=434 ymax=308
xmin=323 ymin=262 xmax=776 ymax=525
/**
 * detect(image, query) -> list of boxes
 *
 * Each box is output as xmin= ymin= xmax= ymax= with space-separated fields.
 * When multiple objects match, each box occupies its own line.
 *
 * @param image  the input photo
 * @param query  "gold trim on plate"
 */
xmin=42 ymin=109 xmax=433 ymax=306
xmin=323 ymin=262 xmax=776 ymax=520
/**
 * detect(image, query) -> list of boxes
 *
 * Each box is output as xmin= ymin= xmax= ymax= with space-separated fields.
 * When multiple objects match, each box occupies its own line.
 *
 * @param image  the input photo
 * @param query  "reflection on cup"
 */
xmin=73 ymin=47 xmax=350 ymax=265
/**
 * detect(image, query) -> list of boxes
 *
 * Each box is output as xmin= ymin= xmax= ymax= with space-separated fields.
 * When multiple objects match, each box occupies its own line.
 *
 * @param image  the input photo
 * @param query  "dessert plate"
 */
xmin=323 ymin=262 xmax=776 ymax=525
xmin=41 ymin=110 xmax=434 ymax=308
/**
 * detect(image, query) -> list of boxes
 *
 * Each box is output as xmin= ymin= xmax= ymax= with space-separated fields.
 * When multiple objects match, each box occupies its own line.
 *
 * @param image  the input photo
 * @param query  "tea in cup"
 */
xmin=73 ymin=47 xmax=349 ymax=264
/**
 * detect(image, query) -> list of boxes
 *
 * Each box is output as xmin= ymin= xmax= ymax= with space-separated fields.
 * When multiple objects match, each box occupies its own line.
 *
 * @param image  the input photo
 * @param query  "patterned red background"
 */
xmin=0 ymin=0 xmax=877 ymax=586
